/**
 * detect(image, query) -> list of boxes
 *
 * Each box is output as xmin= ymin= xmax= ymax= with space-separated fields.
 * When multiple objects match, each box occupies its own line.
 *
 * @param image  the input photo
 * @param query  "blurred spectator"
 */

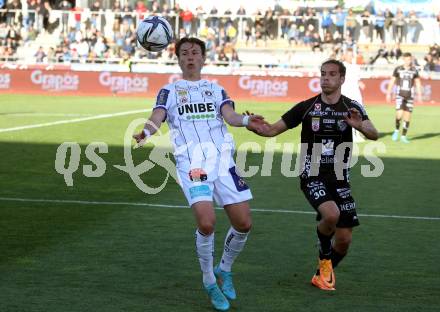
xmin=345 ymin=9 xmax=357 ymax=39
xmin=394 ymin=9 xmax=405 ymax=43
xmin=34 ymin=46 xmax=46 ymax=62
xmin=217 ymin=48 xmax=229 ymax=66
xmin=287 ymin=24 xmax=299 ymax=46
xmin=230 ymin=48 xmax=241 ymax=68
xmin=360 ymin=10 xmax=372 ymax=42
xmin=135 ymin=1 xmax=147 ymax=21
xmin=334 ymin=6 xmax=346 ymax=39
xmin=374 ymin=11 xmax=385 ymax=43
xmin=434 ymin=57 xmax=440 ymax=72
xmin=279 ymin=9 xmax=290 ymax=39
xmin=321 ymin=8 xmax=332 ymax=36
xmin=58 ymin=0 xmax=72 ymax=34
xmin=207 ymin=6 xmax=219 ymax=29
xmin=389 ymin=43 xmax=402 ymax=61
xmin=370 ymin=43 xmax=390 ymax=64
xmin=407 ymin=11 xmax=419 ymax=43
xmin=384 ymin=8 xmax=394 ymax=42
xmin=423 ymin=54 xmax=436 ymax=72
xmin=28 ymin=0 xmax=37 ymax=29
xmin=429 ymin=44 xmax=440 ymax=58
xmin=181 ymin=7 xmax=193 ymax=36
xmin=6 ymin=0 xmax=21 ymax=26
xmin=121 ymin=2 xmax=134 ymax=26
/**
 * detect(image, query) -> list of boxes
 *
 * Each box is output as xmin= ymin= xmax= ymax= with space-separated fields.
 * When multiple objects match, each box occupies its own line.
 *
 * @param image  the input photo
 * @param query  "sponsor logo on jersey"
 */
xmin=323 ymin=118 xmax=335 ymax=124
xmin=314 ymin=103 xmax=321 ymax=111
xmin=156 ymin=88 xmax=169 ymax=107
xmin=189 ymin=168 xmax=208 ymax=182
xmin=340 ymin=202 xmax=356 ymax=211
xmin=312 ymin=117 xmax=320 ymax=131
xmin=337 ymin=188 xmax=351 ymax=199
xmin=337 ymin=120 xmax=347 ymax=131
xmin=178 ymin=102 xmax=217 ymax=121
xmin=189 ymin=185 xmax=211 ymax=199
xmin=322 ymin=139 xmax=334 ymax=156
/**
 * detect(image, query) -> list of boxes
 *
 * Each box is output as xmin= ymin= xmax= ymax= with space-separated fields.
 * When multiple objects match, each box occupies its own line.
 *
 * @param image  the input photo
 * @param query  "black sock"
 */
xmin=395 ymin=119 xmax=401 ymax=130
xmin=317 ymin=228 xmax=334 ymax=260
xmin=402 ymin=121 xmax=410 ymax=136
xmin=330 ymin=247 xmax=346 ymax=269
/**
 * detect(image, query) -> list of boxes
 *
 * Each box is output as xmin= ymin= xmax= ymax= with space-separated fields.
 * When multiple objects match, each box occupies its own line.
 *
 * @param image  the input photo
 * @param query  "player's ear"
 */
xmin=341 ymin=75 xmax=345 ymax=84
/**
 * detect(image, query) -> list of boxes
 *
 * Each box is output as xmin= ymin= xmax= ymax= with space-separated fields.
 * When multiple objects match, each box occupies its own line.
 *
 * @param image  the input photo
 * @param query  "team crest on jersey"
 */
xmin=203 ymin=90 xmax=214 ymax=97
xmin=337 ymin=120 xmax=347 ymax=131
xmin=177 ymin=90 xmax=189 ymax=104
xmin=312 ymin=117 xmax=320 ymax=131
xmin=314 ymin=103 xmax=321 ymax=111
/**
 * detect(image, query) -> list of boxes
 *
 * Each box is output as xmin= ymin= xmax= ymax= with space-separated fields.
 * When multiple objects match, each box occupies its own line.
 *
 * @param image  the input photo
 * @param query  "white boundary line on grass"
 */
xmin=0 ymin=109 xmax=151 ymax=133
xmin=0 ymin=197 xmax=439 ymax=221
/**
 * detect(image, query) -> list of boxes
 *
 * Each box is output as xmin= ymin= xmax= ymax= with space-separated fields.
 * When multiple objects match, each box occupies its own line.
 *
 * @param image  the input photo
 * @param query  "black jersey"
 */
xmin=392 ymin=65 xmax=419 ymax=98
xmin=282 ymin=94 xmax=369 ymax=181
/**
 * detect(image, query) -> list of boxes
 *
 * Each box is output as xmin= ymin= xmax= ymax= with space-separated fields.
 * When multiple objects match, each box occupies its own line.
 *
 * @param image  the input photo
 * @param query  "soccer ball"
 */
xmin=136 ymin=16 xmax=173 ymax=52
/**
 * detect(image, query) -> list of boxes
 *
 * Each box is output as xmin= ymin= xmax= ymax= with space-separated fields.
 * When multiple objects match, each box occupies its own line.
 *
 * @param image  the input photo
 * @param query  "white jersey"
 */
xmin=342 ymin=62 xmax=363 ymax=106
xmin=154 ymin=79 xmax=235 ymax=178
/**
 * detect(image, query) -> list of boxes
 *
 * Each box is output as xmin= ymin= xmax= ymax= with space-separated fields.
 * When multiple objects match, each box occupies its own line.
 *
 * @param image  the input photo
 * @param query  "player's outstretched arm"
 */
xmin=345 ymin=108 xmax=379 ymax=140
xmin=221 ymin=104 xmax=266 ymax=129
xmin=132 ymin=108 xmax=166 ymax=144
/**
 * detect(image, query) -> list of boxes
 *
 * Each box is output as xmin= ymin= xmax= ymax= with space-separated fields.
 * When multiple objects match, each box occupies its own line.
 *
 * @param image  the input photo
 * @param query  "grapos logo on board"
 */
xmin=0 ymin=73 xmax=10 ymax=89
xmin=30 ymin=70 xmax=79 ymax=91
xmin=238 ymin=76 xmax=288 ymax=97
xmin=99 ymin=72 xmax=148 ymax=93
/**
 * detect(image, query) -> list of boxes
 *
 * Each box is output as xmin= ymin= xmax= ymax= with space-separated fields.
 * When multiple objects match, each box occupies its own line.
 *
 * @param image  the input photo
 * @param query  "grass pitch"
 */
xmin=0 ymin=94 xmax=439 ymax=312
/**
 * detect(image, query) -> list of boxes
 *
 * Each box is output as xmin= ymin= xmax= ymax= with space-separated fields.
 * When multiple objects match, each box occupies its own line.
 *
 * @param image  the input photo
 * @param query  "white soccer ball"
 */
xmin=136 ymin=16 xmax=173 ymax=52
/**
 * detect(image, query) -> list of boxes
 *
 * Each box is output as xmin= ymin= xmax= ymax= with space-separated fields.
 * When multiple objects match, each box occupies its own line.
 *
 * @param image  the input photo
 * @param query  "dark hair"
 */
xmin=403 ymin=52 xmax=412 ymax=58
xmin=321 ymin=59 xmax=346 ymax=77
xmin=175 ymin=37 xmax=206 ymax=58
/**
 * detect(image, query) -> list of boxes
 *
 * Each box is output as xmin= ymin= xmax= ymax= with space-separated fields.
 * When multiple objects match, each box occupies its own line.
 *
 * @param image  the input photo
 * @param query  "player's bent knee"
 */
xmin=198 ymin=222 xmax=216 ymax=235
xmin=323 ymin=211 xmax=340 ymax=226
xmin=235 ymin=220 xmax=252 ymax=233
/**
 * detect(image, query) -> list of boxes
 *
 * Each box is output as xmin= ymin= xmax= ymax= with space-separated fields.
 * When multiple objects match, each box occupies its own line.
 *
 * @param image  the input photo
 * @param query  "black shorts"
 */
xmin=395 ymin=96 xmax=414 ymax=112
xmin=300 ymin=177 xmax=360 ymax=228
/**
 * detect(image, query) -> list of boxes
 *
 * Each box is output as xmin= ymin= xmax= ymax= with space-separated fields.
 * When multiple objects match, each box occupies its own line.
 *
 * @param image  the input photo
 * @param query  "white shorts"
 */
xmin=177 ymin=166 xmax=253 ymax=207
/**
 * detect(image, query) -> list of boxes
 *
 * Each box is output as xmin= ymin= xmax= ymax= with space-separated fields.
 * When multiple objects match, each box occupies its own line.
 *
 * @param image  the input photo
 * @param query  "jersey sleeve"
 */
xmin=392 ymin=67 xmax=399 ymax=78
xmin=154 ymin=87 xmax=171 ymax=111
xmin=350 ymin=100 xmax=369 ymax=121
xmin=281 ymin=101 xmax=309 ymax=129
xmin=218 ymin=86 xmax=235 ymax=111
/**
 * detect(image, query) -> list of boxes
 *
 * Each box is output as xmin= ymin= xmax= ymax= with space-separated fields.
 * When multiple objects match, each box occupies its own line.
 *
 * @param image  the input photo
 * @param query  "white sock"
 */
xmin=219 ymin=227 xmax=249 ymax=272
xmin=195 ymin=229 xmax=216 ymax=286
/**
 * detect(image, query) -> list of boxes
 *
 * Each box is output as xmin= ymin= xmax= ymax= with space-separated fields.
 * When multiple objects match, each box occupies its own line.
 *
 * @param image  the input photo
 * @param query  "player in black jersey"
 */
xmin=386 ymin=52 xmax=422 ymax=143
xmin=253 ymin=60 xmax=379 ymax=291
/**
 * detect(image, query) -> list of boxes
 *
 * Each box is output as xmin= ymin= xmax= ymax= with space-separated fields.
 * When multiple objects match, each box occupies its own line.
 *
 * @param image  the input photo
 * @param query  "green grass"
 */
xmin=0 ymin=94 xmax=439 ymax=312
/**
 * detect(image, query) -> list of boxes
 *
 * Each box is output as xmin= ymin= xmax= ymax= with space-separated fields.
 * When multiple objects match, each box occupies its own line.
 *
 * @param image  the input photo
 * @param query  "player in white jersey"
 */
xmin=341 ymin=49 xmax=366 ymax=142
xmin=133 ymin=37 xmax=265 ymax=311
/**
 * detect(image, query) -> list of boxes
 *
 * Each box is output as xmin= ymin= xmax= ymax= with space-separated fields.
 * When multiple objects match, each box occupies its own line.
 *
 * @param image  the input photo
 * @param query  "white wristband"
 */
xmin=143 ymin=128 xmax=151 ymax=138
xmin=242 ymin=115 xmax=250 ymax=126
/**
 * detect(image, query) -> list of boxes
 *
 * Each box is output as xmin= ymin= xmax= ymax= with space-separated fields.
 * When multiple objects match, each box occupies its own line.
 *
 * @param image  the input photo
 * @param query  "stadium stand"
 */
xmin=0 ymin=0 xmax=440 ymax=78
